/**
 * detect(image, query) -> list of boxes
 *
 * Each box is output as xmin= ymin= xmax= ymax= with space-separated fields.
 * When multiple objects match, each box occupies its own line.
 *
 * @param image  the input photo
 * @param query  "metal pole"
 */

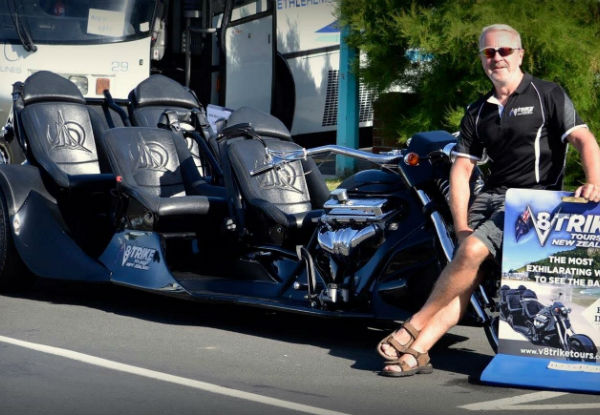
xmin=336 ymin=25 xmax=359 ymax=177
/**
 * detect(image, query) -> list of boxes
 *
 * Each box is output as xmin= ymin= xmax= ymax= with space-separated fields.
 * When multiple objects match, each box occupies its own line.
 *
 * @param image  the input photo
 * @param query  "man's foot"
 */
xmin=380 ymin=348 xmax=433 ymax=377
xmin=376 ymin=321 xmax=420 ymax=360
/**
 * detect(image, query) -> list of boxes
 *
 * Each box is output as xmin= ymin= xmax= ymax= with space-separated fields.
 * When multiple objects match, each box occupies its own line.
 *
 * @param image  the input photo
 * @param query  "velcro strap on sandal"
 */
xmin=388 ymin=337 xmax=407 ymax=352
xmin=402 ymin=322 xmax=420 ymax=340
xmin=405 ymin=347 xmax=430 ymax=365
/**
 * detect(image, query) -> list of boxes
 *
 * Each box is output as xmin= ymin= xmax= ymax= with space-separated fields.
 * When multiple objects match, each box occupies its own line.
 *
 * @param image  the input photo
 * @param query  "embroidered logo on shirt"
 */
xmin=509 ymin=106 xmax=534 ymax=117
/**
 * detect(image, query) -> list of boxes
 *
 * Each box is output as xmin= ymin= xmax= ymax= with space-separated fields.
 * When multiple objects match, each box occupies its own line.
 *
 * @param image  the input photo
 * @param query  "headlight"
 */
xmin=533 ymin=314 xmax=549 ymax=329
xmin=560 ymin=306 xmax=571 ymax=316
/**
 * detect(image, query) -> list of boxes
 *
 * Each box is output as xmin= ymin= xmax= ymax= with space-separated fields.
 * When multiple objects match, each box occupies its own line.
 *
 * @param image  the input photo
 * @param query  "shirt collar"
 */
xmin=514 ymin=72 xmax=532 ymax=95
xmin=487 ymin=95 xmax=503 ymax=107
xmin=485 ymin=72 xmax=532 ymax=105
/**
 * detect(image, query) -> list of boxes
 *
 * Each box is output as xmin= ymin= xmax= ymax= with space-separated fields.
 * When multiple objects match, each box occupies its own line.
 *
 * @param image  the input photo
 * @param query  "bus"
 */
xmin=0 ymin=0 xmax=373 ymax=158
xmin=150 ymin=0 xmax=373 ymax=143
xmin=0 ymin=0 xmax=158 ymax=123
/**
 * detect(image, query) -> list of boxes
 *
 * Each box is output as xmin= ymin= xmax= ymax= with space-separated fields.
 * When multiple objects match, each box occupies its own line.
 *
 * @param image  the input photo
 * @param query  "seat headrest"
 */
xmin=22 ymin=71 xmax=85 ymax=105
xmin=227 ymin=106 xmax=292 ymax=141
xmin=129 ymin=75 xmax=199 ymax=109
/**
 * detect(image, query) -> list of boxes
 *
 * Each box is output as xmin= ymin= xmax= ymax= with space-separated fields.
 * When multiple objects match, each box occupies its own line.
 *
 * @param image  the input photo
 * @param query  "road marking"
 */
xmin=0 ymin=335 xmax=350 ymax=415
xmin=460 ymin=390 xmax=600 ymax=411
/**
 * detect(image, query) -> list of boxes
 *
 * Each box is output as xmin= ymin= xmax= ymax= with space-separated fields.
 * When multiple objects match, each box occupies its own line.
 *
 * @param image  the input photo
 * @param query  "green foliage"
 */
xmin=338 ymin=0 xmax=600 ymax=188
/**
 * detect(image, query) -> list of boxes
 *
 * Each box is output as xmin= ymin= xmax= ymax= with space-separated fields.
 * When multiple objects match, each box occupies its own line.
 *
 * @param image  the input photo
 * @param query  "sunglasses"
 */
xmin=480 ymin=47 xmax=521 ymax=59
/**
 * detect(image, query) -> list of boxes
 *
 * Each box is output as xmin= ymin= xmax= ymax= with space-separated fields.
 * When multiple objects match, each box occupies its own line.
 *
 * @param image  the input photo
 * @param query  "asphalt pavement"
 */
xmin=1 ymin=279 xmax=599 ymax=415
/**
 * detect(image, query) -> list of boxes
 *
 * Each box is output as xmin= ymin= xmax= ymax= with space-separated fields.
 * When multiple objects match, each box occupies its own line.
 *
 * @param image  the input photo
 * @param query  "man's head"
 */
xmin=479 ymin=24 xmax=524 ymax=87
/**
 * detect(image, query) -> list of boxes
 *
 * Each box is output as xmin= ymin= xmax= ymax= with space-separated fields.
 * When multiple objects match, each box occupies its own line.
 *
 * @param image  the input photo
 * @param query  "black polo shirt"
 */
xmin=456 ymin=73 xmax=587 ymax=192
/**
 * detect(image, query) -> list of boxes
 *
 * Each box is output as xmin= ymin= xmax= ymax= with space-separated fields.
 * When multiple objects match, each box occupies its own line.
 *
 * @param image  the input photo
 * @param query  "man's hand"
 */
xmin=574 ymin=183 xmax=600 ymax=202
xmin=568 ymin=128 xmax=600 ymax=202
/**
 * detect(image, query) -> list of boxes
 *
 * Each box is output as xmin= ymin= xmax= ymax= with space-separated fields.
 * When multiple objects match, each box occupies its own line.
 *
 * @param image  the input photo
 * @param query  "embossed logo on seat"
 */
xmin=135 ymin=140 xmax=169 ymax=171
xmin=255 ymin=160 xmax=303 ymax=193
xmin=46 ymin=111 xmax=90 ymax=153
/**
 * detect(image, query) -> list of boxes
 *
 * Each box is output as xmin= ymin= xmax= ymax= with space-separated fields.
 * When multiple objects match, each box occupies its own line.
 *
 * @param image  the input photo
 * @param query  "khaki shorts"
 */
xmin=468 ymin=191 xmax=505 ymax=261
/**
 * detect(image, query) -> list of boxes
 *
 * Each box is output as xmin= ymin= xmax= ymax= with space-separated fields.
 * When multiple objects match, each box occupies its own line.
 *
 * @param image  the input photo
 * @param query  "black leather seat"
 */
xmin=507 ymin=293 xmax=523 ymax=313
xmin=128 ymin=75 xmax=219 ymax=179
xmin=98 ymin=127 xmax=225 ymax=233
xmin=219 ymin=107 xmax=329 ymax=245
xmin=524 ymin=299 xmax=544 ymax=317
xmin=15 ymin=71 xmax=113 ymax=190
xmin=13 ymin=71 xmax=116 ymax=253
xmin=225 ymin=106 xmax=295 ymax=142
xmin=223 ymin=106 xmax=329 ymax=208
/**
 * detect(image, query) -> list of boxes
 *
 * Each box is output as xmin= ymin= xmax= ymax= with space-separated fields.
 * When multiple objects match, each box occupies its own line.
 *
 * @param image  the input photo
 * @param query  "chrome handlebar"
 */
xmin=250 ymin=145 xmax=404 ymax=176
xmin=249 ymin=142 xmax=486 ymax=176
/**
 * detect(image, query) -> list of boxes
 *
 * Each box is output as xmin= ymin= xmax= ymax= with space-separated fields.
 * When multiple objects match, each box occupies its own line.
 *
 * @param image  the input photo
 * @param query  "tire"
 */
xmin=0 ymin=191 xmax=34 ymax=291
xmin=568 ymin=335 xmax=598 ymax=362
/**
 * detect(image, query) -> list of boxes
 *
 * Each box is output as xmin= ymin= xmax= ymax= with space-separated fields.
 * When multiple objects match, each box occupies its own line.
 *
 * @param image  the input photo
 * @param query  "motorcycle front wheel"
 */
xmin=568 ymin=335 xmax=598 ymax=363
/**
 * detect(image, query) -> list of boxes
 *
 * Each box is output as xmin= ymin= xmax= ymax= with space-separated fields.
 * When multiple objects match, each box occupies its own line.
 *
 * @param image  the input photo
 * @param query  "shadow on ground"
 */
xmin=4 ymin=278 xmax=493 ymax=382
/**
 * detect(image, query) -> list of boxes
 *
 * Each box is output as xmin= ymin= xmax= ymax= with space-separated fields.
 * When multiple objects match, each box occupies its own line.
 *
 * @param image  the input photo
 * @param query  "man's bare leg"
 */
xmin=379 ymin=235 xmax=490 ymax=361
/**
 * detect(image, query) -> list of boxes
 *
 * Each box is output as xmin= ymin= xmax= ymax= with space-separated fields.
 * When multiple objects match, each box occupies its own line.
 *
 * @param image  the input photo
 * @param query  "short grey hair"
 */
xmin=479 ymin=24 xmax=522 ymax=49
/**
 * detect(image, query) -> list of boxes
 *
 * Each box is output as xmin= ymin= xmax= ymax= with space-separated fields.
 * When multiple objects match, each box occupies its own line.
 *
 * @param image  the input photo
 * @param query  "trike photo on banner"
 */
xmin=500 ymin=188 xmax=600 ymax=366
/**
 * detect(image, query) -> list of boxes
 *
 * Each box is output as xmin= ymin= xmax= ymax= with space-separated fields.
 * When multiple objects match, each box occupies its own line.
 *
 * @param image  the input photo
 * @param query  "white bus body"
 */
xmin=212 ymin=0 xmax=373 ymax=138
xmin=0 ymin=0 xmax=157 ymax=126
xmin=1 ymin=0 xmax=373 ymax=143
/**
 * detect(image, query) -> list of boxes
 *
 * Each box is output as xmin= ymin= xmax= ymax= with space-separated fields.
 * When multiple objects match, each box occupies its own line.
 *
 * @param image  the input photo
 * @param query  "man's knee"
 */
xmin=455 ymin=236 xmax=490 ymax=265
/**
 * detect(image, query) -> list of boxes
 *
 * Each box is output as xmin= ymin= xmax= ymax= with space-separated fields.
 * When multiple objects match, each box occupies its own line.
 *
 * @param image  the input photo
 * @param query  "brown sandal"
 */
xmin=380 ymin=348 xmax=433 ymax=377
xmin=376 ymin=321 xmax=420 ymax=360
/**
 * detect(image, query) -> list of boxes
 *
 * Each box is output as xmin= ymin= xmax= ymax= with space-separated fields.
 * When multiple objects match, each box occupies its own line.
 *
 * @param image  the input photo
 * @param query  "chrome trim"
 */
xmin=329 ymin=188 xmax=348 ymax=202
xmin=448 ymin=142 xmax=489 ymax=165
xmin=452 ymin=150 xmax=481 ymax=162
xmin=431 ymin=211 xmax=455 ymax=263
xmin=320 ymin=211 xmax=392 ymax=224
xmin=304 ymin=145 xmax=403 ymax=164
xmin=251 ymin=145 xmax=403 ymax=175
xmin=414 ymin=188 xmax=430 ymax=206
xmin=323 ymin=198 xmax=388 ymax=217
xmin=317 ymin=224 xmax=379 ymax=256
xmin=469 ymin=293 xmax=488 ymax=324
xmin=478 ymin=285 xmax=490 ymax=307
xmin=442 ymin=142 xmax=458 ymax=163
xmin=415 ymin=190 xmax=454 ymax=262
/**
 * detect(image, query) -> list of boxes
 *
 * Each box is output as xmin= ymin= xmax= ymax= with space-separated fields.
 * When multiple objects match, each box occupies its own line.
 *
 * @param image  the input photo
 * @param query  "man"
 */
xmin=377 ymin=24 xmax=600 ymax=377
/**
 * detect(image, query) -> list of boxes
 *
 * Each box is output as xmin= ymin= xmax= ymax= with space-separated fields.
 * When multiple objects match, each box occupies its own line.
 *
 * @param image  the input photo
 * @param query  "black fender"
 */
xmin=0 ymin=164 xmax=54 ymax=216
xmin=0 ymin=165 xmax=110 ymax=281
xmin=99 ymin=230 xmax=186 ymax=292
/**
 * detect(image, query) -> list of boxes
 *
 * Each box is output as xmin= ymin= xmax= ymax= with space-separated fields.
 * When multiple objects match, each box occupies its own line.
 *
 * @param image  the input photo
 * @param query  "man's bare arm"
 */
xmin=567 ymin=128 xmax=600 ymax=202
xmin=449 ymin=156 xmax=476 ymax=243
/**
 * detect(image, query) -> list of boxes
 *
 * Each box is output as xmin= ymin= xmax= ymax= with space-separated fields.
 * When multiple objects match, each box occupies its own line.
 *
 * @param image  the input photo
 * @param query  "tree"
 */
xmin=338 ymin=0 xmax=600 ymax=188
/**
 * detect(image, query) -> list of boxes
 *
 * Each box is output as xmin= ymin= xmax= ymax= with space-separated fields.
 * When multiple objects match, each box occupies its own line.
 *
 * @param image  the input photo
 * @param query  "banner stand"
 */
xmin=480 ymin=189 xmax=600 ymax=393
xmin=481 ymin=354 xmax=600 ymax=393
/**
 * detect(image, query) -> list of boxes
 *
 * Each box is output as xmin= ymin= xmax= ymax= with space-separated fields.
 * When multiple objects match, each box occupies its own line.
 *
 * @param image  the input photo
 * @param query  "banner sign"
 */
xmin=481 ymin=189 xmax=600 ymax=392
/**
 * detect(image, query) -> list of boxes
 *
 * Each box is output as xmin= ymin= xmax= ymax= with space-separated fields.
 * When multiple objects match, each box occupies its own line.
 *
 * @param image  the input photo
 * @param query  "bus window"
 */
xmin=0 ymin=0 xmax=156 ymax=45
